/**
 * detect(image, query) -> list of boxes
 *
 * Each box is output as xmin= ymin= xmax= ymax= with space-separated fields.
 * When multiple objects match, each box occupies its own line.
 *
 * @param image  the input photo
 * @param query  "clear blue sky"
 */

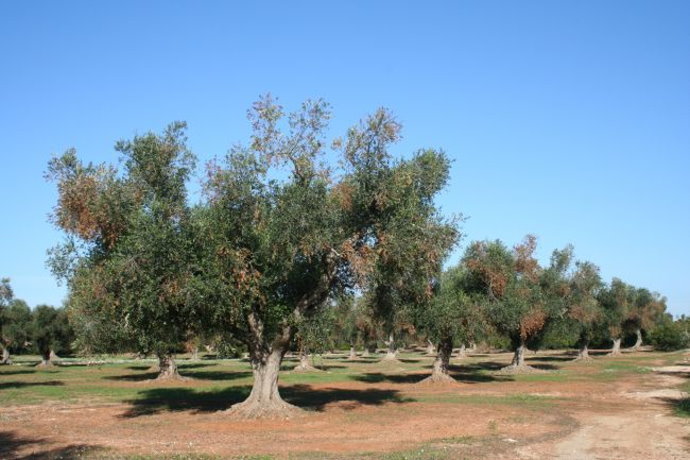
xmin=1 ymin=1 xmax=688 ymax=316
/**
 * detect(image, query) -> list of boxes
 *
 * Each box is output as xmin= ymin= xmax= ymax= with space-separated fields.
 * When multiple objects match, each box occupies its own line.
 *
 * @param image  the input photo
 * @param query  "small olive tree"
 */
xmin=31 ymin=305 xmax=73 ymax=367
xmin=0 ymin=278 xmax=15 ymax=363
xmin=566 ymin=261 xmax=604 ymax=361
xmin=598 ymin=278 xmax=633 ymax=356
xmin=414 ymin=265 xmax=485 ymax=384
xmin=1 ymin=299 xmax=32 ymax=364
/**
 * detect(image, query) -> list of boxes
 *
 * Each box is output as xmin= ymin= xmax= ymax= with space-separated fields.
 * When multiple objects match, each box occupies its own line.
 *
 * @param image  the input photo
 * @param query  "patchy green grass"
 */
xmin=1 ymin=349 xmax=683 ymax=459
xmin=412 ymin=392 xmax=557 ymax=408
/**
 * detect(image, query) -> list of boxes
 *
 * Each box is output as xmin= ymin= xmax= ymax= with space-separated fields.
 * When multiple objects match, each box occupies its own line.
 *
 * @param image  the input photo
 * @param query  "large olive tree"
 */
xmin=200 ymin=96 xmax=456 ymax=417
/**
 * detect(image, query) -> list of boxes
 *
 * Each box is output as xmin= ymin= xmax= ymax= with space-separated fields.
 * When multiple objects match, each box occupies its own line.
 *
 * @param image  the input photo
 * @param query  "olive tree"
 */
xmin=566 ymin=261 xmax=603 ymax=361
xmin=463 ymin=236 xmax=573 ymax=372
xmin=626 ymin=287 xmax=667 ymax=350
xmin=47 ymin=123 xmax=201 ymax=379
xmin=414 ymin=265 xmax=485 ymax=384
xmin=0 ymin=278 xmax=14 ymax=363
xmin=598 ymin=278 xmax=633 ymax=356
xmin=1 ymin=299 xmax=32 ymax=364
xmin=31 ymin=305 xmax=72 ymax=367
xmin=200 ymin=96 xmax=456 ymax=417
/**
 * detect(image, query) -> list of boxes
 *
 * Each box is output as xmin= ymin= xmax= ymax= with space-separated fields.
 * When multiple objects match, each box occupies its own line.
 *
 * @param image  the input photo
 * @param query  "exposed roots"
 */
xmin=607 ymin=350 xmax=623 ymax=357
xmin=572 ymin=355 xmax=594 ymax=363
xmin=224 ymin=398 xmax=303 ymax=420
xmin=35 ymin=361 xmax=55 ymax=368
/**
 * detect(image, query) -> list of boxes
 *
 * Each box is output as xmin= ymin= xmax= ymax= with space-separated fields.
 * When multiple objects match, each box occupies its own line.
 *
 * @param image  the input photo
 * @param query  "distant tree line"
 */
xmin=0 ymin=278 xmax=74 ymax=365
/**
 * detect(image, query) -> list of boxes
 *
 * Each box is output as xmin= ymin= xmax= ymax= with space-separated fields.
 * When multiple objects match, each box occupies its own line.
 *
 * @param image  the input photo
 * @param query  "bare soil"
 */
xmin=1 ymin=350 xmax=689 ymax=459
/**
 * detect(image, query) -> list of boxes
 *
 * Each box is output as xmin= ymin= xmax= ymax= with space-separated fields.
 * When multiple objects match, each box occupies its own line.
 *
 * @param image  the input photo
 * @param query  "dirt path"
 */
xmin=522 ymin=361 xmax=690 ymax=460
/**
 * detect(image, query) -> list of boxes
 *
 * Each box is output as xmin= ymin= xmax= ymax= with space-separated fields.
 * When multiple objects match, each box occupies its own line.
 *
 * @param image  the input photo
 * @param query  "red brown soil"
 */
xmin=1 ymin=351 xmax=689 ymax=459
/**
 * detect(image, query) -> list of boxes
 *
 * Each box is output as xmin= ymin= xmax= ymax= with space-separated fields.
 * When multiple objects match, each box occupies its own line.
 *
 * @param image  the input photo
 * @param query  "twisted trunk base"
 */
xmin=1 ymin=346 xmax=11 ymax=365
xmin=499 ymin=343 xmax=538 ymax=374
xmin=293 ymin=353 xmax=319 ymax=372
xmin=226 ymin=348 xmax=301 ymax=419
xmin=456 ymin=343 xmax=467 ymax=359
xmin=154 ymin=354 xmax=187 ymax=380
xmin=381 ymin=333 xmax=399 ymax=362
xmin=426 ymin=340 xmax=436 ymax=356
xmin=630 ymin=329 xmax=643 ymax=351
xmin=573 ymin=343 xmax=593 ymax=362
xmin=419 ymin=338 xmax=456 ymax=386
xmin=607 ymin=338 xmax=622 ymax=356
xmin=348 ymin=346 xmax=357 ymax=360
xmin=36 ymin=350 xmax=54 ymax=368
xmin=190 ymin=346 xmax=200 ymax=361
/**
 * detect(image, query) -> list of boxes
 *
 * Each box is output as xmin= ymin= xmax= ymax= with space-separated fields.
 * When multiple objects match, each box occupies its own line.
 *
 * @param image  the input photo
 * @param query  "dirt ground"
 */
xmin=1 ymin=350 xmax=689 ymax=459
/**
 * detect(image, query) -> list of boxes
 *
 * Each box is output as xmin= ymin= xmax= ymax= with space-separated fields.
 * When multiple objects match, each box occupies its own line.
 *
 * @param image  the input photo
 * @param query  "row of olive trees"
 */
xmin=0 ymin=278 xmax=73 ymax=366
xmin=321 ymin=237 xmax=668 ymax=382
xmin=47 ymin=96 xmax=457 ymax=417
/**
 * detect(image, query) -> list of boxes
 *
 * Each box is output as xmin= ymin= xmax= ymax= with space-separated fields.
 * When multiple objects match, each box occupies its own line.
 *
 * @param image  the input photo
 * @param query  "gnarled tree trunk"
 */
xmin=1 ymin=345 xmax=11 ymax=365
xmin=190 ymin=345 xmax=200 ymax=361
xmin=36 ymin=349 xmax=53 ymax=367
xmin=426 ymin=339 xmax=435 ymax=356
xmin=293 ymin=349 xmax=318 ymax=372
xmin=381 ymin=333 xmax=398 ymax=361
xmin=574 ymin=340 xmax=593 ymax=361
xmin=456 ymin=343 xmax=467 ymax=359
xmin=420 ymin=337 xmax=455 ymax=385
xmin=348 ymin=345 xmax=357 ymax=360
xmin=500 ymin=339 xmax=535 ymax=373
xmin=155 ymin=353 xmax=185 ymax=380
xmin=227 ymin=343 xmax=300 ymax=419
xmin=608 ymin=337 xmax=622 ymax=356
xmin=631 ymin=329 xmax=643 ymax=351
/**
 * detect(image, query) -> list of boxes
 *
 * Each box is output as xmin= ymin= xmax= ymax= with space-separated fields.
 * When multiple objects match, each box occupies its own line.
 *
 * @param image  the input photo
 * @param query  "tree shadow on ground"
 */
xmin=462 ymin=361 xmax=506 ymax=372
xmin=106 ymin=369 xmax=251 ymax=382
xmin=526 ymin=356 xmax=573 ymax=363
xmin=0 ymin=381 xmax=64 ymax=390
xmin=398 ymin=358 xmax=421 ymax=363
xmin=336 ymin=358 xmax=380 ymax=365
xmin=178 ymin=363 xmax=214 ymax=369
xmin=284 ymin=384 xmax=413 ymax=410
xmin=122 ymin=383 xmax=412 ymax=417
xmin=525 ymin=363 xmax=560 ymax=371
xmin=181 ymin=370 xmax=252 ymax=381
xmin=0 ymin=431 xmax=100 ymax=459
xmin=449 ymin=366 xmax=514 ymax=383
xmin=0 ymin=369 xmax=36 ymax=376
xmin=656 ymin=370 xmax=690 ymax=380
xmin=353 ymin=373 xmax=427 ymax=384
xmin=126 ymin=365 xmax=152 ymax=371
xmin=659 ymin=396 xmax=690 ymax=418
xmin=121 ymin=386 xmax=251 ymax=417
xmin=354 ymin=367 xmax=512 ymax=385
